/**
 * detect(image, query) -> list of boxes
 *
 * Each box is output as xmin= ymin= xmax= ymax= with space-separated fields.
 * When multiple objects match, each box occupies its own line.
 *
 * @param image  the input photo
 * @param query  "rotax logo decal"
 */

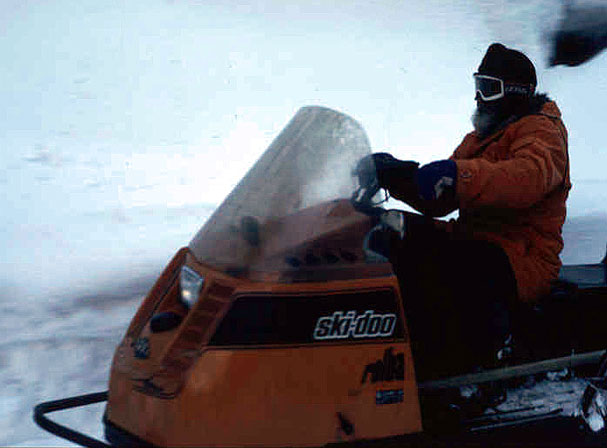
xmin=313 ymin=310 xmax=397 ymax=340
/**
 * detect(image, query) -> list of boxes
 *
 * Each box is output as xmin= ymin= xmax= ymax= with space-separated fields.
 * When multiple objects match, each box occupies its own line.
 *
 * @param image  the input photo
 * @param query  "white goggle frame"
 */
xmin=474 ymin=74 xmax=505 ymax=101
xmin=474 ymin=74 xmax=534 ymax=102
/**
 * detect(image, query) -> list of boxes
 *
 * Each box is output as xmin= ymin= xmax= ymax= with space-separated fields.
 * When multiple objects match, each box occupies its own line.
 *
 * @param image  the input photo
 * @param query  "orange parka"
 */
xmin=451 ymin=100 xmax=570 ymax=303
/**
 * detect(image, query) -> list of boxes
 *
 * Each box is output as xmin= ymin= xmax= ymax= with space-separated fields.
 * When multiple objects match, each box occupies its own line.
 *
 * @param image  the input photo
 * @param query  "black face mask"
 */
xmin=472 ymin=95 xmax=531 ymax=139
xmin=472 ymin=99 xmax=508 ymax=139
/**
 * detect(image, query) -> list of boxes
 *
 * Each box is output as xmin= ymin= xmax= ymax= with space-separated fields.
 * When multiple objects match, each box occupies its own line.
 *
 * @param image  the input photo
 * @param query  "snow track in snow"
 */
xmin=0 ymin=289 xmax=144 ymax=447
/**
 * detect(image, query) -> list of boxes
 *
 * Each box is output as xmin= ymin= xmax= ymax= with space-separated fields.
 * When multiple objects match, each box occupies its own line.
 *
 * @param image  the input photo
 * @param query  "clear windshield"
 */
xmin=189 ymin=106 xmax=388 ymax=281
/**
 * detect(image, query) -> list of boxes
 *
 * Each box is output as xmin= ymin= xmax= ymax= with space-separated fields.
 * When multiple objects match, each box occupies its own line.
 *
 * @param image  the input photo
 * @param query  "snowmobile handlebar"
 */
xmin=350 ymin=182 xmax=383 ymax=216
xmin=362 ymin=209 xmax=408 ymax=262
xmin=351 ymin=153 xmax=385 ymax=216
xmin=350 ymin=153 xmax=419 ymax=216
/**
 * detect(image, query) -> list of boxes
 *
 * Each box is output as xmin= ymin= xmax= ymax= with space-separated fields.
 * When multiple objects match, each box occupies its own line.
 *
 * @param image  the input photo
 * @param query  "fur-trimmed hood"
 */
xmin=476 ymin=93 xmax=555 ymax=140
xmin=527 ymin=93 xmax=552 ymax=116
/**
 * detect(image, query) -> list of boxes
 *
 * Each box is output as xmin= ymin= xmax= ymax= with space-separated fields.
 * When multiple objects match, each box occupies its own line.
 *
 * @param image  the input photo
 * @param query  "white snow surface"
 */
xmin=1 ymin=0 xmax=607 ymax=446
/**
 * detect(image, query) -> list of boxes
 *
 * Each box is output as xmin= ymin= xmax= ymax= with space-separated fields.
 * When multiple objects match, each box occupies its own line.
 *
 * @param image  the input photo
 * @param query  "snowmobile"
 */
xmin=34 ymin=106 xmax=607 ymax=447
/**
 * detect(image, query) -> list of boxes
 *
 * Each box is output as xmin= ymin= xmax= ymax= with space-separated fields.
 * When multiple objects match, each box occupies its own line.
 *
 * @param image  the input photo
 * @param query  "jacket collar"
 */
xmin=472 ymin=95 xmax=559 ymax=147
xmin=538 ymin=101 xmax=561 ymax=120
xmin=472 ymin=115 xmax=515 ymax=149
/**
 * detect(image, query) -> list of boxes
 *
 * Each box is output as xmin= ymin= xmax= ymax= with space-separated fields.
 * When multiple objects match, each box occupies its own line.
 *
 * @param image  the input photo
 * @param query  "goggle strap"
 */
xmin=504 ymin=84 xmax=534 ymax=96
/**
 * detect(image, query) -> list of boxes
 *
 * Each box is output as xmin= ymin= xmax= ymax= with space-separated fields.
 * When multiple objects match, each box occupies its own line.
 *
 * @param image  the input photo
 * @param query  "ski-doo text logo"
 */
xmin=313 ymin=310 xmax=397 ymax=340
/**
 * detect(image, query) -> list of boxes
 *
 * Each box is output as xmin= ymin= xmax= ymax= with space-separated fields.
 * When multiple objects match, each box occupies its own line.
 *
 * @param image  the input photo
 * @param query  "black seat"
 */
xmin=558 ymin=263 xmax=607 ymax=289
xmin=511 ymin=261 xmax=607 ymax=361
xmin=534 ymin=261 xmax=607 ymax=308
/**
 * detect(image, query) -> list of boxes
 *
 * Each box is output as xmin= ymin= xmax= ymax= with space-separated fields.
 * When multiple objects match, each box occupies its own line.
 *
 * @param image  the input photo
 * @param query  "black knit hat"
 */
xmin=477 ymin=43 xmax=537 ymax=88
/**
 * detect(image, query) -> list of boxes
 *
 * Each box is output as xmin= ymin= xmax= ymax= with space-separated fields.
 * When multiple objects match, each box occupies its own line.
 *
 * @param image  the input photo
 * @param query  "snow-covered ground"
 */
xmin=2 ymin=0 xmax=607 ymax=446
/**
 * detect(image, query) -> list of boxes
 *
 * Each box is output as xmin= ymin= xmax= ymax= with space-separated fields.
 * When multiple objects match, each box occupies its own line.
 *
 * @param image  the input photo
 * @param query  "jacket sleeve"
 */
xmin=388 ymin=174 xmax=458 ymax=217
xmin=455 ymin=117 xmax=568 ymax=209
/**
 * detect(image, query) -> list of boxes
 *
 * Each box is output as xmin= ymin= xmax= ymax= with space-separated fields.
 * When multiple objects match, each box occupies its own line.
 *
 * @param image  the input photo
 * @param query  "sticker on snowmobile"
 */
xmin=361 ymin=347 xmax=404 ymax=384
xmin=313 ymin=310 xmax=397 ymax=340
xmin=132 ymin=337 xmax=150 ymax=359
xmin=375 ymin=389 xmax=404 ymax=405
xmin=209 ymin=289 xmax=405 ymax=346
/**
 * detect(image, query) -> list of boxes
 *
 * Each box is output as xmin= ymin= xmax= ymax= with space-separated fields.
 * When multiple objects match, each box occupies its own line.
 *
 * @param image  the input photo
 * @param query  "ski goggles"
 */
xmin=474 ymin=73 xmax=534 ymax=101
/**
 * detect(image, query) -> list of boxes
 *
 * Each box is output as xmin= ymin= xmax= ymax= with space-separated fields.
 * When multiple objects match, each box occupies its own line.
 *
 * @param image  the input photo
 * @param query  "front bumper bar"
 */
xmin=33 ymin=391 xmax=111 ymax=448
xmin=34 ymin=390 xmax=155 ymax=447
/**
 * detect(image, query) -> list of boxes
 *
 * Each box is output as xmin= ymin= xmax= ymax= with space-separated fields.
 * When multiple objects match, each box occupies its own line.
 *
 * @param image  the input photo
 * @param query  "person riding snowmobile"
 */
xmin=365 ymin=43 xmax=571 ymax=379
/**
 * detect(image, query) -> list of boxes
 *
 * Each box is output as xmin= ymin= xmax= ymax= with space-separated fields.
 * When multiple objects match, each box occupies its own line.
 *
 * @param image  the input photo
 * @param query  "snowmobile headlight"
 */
xmin=180 ymin=266 xmax=204 ymax=309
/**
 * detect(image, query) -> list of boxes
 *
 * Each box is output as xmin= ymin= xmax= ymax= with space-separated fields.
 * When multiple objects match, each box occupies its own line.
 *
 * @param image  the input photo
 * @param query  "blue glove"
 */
xmin=416 ymin=160 xmax=457 ymax=201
